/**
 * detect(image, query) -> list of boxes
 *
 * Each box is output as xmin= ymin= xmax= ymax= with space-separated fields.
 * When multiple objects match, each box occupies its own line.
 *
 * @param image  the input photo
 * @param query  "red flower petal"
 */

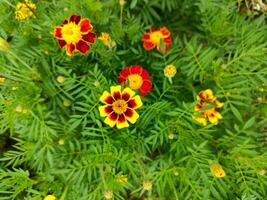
xmin=160 ymin=27 xmax=170 ymax=36
xmin=82 ymin=32 xmax=96 ymax=43
xmin=79 ymin=19 xmax=92 ymax=33
xmin=109 ymin=112 xmax=118 ymax=121
xmin=66 ymin=43 xmax=75 ymax=56
xmin=122 ymin=93 xmax=130 ymax=101
xmin=150 ymin=27 xmax=156 ymax=32
xmin=63 ymin=19 xmax=68 ymax=24
xmin=127 ymin=99 xmax=137 ymax=108
xmin=142 ymin=33 xmax=150 ymax=40
xmin=143 ymin=41 xmax=155 ymax=51
xmin=69 ymin=15 xmax=81 ymax=24
xmin=118 ymin=68 xmax=130 ymax=83
xmin=140 ymin=69 xmax=150 ymax=80
xmin=54 ymin=27 xmax=62 ymax=38
xmin=124 ymin=108 xmax=134 ymax=117
xmin=164 ymin=37 xmax=172 ymax=44
xmin=104 ymin=105 xmax=113 ymax=115
xmin=139 ymin=80 xmax=152 ymax=96
xmin=57 ymin=39 xmax=66 ymax=48
xmin=118 ymin=114 xmax=126 ymax=123
xmin=104 ymin=96 xmax=114 ymax=104
xmin=76 ymin=40 xmax=90 ymax=54
xmin=113 ymin=92 xmax=121 ymax=100
xmin=129 ymin=65 xmax=142 ymax=74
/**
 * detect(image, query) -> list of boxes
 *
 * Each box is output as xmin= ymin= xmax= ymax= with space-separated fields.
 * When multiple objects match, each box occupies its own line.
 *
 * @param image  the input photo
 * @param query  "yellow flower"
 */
xmin=115 ymin=175 xmax=128 ymax=183
xmin=44 ymin=194 xmax=56 ymax=200
xmin=56 ymin=75 xmax=65 ymax=83
xmin=0 ymin=77 xmax=6 ymax=84
xmin=143 ymin=180 xmax=152 ymax=190
xmin=210 ymin=163 xmax=226 ymax=178
xmin=15 ymin=0 xmax=36 ymax=20
xmin=193 ymin=89 xmax=224 ymax=126
xmin=103 ymin=190 xmax=113 ymax=199
xmin=164 ymin=64 xmax=176 ymax=78
xmin=0 ymin=37 xmax=10 ymax=52
xmin=99 ymin=86 xmax=142 ymax=129
xmin=98 ymin=32 xmax=116 ymax=47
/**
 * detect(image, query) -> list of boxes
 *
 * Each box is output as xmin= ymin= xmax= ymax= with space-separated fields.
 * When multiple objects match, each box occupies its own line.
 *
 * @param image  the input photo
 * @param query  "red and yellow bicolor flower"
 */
xmin=53 ymin=14 xmax=96 ymax=56
xmin=192 ymin=89 xmax=224 ymax=126
xmin=99 ymin=86 xmax=142 ymax=129
xmin=117 ymin=65 xmax=152 ymax=96
xmin=142 ymin=27 xmax=172 ymax=53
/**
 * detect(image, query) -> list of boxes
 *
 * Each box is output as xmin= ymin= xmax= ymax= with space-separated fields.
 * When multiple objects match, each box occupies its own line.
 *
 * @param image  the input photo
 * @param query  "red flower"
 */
xmin=117 ymin=65 xmax=152 ymax=96
xmin=53 ymin=14 xmax=96 ymax=56
xmin=142 ymin=27 xmax=172 ymax=53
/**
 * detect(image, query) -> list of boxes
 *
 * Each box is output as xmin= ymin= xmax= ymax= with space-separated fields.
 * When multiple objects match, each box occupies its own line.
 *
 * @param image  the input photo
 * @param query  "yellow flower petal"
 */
xmin=104 ymin=116 xmax=117 ymax=128
xmin=132 ymin=95 xmax=143 ymax=108
xmin=110 ymin=85 xmax=121 ymax=95
xmin=192 ymin=115 xmax=207 ymax=126
xmin=100 ymin=91 xmax=112 ymax=104
xmin=126 ymin=109 xmax=139 ymax=124
xmin=210 ymin=163 xmax=226 ymax=178
xmin=99 ymin=105 xmax=108 ymax=117
xmin=122 ymin=87 xmax=135 ymax=98
xmin=116 ymin=120 xmax=129 ymax=129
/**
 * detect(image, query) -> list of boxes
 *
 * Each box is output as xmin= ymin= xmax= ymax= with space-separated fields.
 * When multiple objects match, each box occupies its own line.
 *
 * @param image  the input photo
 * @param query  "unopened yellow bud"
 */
xmin=15 ymin=105 xmax=23 ymax=112
xmin=56 ymin=75 xmax=65 ymax=83
xmin=103 ymin=190 xmax=113 ymax=199
xmin=44 ymin=194 xmax=56 ymax=200
xmin=58 ymin=139 xmax=65 ymax=145
xmin=63 ymin=100 xmax=71 ymax=107
xmin=143 ymin=180 xmax=152 ymax=190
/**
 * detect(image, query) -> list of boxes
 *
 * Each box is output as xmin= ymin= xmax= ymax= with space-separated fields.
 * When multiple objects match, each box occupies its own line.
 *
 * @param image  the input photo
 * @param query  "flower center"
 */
xmin=61 ymin=23 xmax=82 ymax=44
xmin=112 ymin=99 xmax=128 ymax=114
xmin=150 ymin=31 xmax=163 ymax=45
xmin=128 ymin=74 xmax=143 ymax=90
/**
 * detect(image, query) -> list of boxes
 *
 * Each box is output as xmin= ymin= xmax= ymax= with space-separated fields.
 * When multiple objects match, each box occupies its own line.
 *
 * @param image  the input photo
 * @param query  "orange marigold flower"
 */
xmin=117 ymin=65 xmax=152 ymax=96
xmin=53 ymin=14 xmax=96 ymax=56
xmin=192 ymin=89 xmax=223 ymax=126
xmin=142 ymin=27 xmax=172 ymax=53
xmin=99 ymin=86 xmax=142 ymax=129
xmin=210 ymin=163 xmax=226 ymax=178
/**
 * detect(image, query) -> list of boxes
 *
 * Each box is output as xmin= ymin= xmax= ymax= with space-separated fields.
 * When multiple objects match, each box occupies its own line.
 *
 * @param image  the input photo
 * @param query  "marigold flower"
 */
xmin=103 ymin=190 xmax=113 ymax=199
xmin=99 ymin=86 xmax=142 ymax=129
xmin=15 ymin=0 xmax=36 ymax=20
xmin=0 ymin=37 xmax=10 ymax=52
xmin=192 ymin=89 xmax=223 ymax=126
xmin=143 ymin=180 xmax=152 ymax=190
xmin=117 ymin=65 xmax=152 ymax=96
xmin=44 ymin=194 xmax=56 ymax=200
xmin=210 ymin=163 xmax=226 ymax=178
xmin=164 ymin=64 xmax=176 ymax=78
xmin=53 ymin=14 xmax=96 ymax=56
xmin=98 ymin=32 xmax=116 ymax=48
xmin=142 ymin=27 xmax=172 ymax=53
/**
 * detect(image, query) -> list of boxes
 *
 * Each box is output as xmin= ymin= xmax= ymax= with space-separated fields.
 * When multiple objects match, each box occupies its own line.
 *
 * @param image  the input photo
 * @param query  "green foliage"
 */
xmin=0 ymin=0 xmax=267 ymax=199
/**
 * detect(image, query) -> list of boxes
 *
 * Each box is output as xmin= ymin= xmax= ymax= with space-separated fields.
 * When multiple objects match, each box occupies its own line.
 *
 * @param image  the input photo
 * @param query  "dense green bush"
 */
xmin=0 ymin=0 xmax=267 ymax=199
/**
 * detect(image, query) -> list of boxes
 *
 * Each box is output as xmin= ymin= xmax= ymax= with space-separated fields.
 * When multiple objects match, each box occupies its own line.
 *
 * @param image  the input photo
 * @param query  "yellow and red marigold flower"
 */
xmin=192 ymin=89 xmax=224 ymax=126
xmin=210 ymin=163 xmax=226 ymax=178
xmin=142 ymin=27 xmax=172 ymax=53
xmin=99 ymin=86 xmax=142 ymax=129
xmin=53 ymin=14 xmax=96 ymax=56
xmin=117 ymin=65 xmax=152 ymax=96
